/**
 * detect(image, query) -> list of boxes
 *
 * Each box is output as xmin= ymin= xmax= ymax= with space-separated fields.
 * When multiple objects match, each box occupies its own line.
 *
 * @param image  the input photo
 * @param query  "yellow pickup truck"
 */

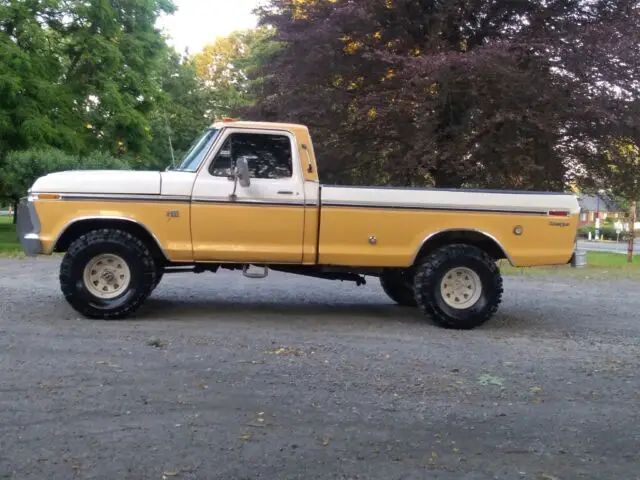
xmin=16 ymin=119 xmax=580 ymax=329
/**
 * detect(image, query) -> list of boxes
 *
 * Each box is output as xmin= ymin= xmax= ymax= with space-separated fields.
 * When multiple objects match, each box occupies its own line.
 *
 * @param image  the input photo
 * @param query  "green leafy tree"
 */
xmin=147 ymin=50 xmax=216 ymax=169
xmin=60 ymin=0 xmax=177 ymax=158
xmin=0 ymin=0 xmax=179 ymax=161
xmin=0 ymin=0 xmax=83 ymax=156
xmin=599 ymin=140 xmax=640 ymax=262
xmin=193 ymin=27 xmax=280 ymax=116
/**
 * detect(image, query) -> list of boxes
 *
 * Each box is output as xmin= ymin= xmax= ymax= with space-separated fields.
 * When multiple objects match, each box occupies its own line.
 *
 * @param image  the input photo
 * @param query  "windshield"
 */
xmin=174 ymin=128 xmax=220 ymax=172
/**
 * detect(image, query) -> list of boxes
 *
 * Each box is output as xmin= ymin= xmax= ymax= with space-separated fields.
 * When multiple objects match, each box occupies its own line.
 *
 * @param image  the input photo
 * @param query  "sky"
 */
xmin=157 ymin=0 xmax=262 ymax=55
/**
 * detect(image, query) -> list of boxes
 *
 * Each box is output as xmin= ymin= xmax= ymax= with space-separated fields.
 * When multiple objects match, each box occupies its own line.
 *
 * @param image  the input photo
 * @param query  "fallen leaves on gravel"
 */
xmin=477 ymin=374 xmax=504 ymax=386
xmin=317 ymin=437 xmax=331 ymax=446
xmin=266 ymin=346 xmax=303 ymax=356
xmin=147 ymin=337 xmax=168 ymax=349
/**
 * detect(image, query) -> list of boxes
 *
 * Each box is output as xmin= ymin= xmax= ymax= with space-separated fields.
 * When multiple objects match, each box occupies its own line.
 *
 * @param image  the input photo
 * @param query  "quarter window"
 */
xmin=209 ymin=132 xmax=293 ymax=179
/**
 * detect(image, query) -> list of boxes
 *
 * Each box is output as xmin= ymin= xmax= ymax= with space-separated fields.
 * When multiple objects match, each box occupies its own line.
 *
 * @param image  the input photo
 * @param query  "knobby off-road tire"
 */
xmin=413 ymin=244 xmax=503 ymax=330
xmin=380 ymin=269 xmax=417 ymax=307
xmin=59 ymin=229 xmax=158 ymax=319
xmin=152 ymin=270 xmax=164 ymax=291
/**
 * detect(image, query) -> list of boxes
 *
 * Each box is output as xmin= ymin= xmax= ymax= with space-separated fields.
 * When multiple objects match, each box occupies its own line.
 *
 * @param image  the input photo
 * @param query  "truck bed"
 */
xmin=315 ymin=185 xmax=580 ymax=268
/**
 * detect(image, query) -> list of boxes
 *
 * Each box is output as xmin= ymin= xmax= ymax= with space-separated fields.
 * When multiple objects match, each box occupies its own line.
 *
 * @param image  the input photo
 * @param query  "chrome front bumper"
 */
xmin=16 ymin=196 xmax=43 ymax=256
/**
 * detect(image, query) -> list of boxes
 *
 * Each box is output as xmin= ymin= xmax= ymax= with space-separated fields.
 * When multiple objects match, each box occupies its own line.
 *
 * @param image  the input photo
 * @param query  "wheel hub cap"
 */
xmin=440 ymin=267 xmax=482 ymax=309
xmin=83 ymin=253 xmax=131 ymax=299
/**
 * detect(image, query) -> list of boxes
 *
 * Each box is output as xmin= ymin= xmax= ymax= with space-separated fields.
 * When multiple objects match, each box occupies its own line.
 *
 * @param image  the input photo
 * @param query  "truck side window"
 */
xmin=209 ymin=133 xmax=293 ymax=179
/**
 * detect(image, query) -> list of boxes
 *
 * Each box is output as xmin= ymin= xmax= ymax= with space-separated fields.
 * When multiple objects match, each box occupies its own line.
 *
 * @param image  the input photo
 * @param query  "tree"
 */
xmin=0 ymin=0 xmax=179 ymax=164
xmin=146 ymin=50 xmax=216 ymax=169
xmin=597 ymin=140 xmax=640 ymax=262
xmin=192 ymin=27 xmax=279 ymax=116
xmin=59 ymin=0 xmax=178 ymax=159
xmin=0 ymin=0 xmax=83 ymax=157
xmin=244 ymin=0 xmax=640 ymax=190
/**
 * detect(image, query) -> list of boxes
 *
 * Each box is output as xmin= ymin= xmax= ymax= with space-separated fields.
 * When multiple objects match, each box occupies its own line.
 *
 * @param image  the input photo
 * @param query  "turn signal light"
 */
xmin=33 ymin=193 xmax=60 ymax=200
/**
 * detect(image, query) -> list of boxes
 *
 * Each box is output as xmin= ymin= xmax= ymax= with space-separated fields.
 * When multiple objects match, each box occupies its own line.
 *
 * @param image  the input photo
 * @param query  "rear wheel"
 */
xmin=380 ymin=269 xmax=417 ymax=307
xmin=413 ymin=244 xmax=503 ymax=329
xmin=60 ymin=229 xmax=157 ymax=319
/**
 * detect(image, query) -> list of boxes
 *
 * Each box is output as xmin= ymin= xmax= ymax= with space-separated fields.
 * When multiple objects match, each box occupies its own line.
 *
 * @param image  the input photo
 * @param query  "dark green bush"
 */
xmin=0 ymin=148 xmax=132 ymax=200
xmin=577 ymin=224 xmax=637 ymax=241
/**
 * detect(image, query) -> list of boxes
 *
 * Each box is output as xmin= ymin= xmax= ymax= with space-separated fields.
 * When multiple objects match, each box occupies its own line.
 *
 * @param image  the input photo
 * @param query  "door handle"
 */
xmin=277 ymin=190 xmax=294 ymax=195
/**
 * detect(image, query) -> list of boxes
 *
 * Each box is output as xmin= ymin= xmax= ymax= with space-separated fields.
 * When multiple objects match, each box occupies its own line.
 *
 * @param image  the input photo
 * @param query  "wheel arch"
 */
xmin=53 ymin=217 xmax=168 ymax=264
xmin=412 ymin=229 xmax=513 ymax=266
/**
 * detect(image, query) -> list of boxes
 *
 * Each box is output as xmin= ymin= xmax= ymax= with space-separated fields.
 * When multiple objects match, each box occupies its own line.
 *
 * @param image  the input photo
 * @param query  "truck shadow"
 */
xmin=137 ymin=297 xmax=537 ymax=332
xmin=139 ymin=297 xmax=426 ymax=325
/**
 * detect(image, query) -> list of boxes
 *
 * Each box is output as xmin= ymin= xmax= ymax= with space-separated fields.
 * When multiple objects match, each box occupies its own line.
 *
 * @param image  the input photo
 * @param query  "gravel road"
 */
xmin=1 ymin=258 xmax=640 ymax=480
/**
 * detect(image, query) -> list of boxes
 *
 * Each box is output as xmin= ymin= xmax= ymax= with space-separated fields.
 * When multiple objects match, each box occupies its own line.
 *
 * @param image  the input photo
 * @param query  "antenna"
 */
xmin=163 ymin=108 xmax=176 ymax=168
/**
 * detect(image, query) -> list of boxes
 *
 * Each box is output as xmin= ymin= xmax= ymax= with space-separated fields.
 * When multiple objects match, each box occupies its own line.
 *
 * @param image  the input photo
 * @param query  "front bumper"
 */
xmin=16 ymin=196 xmax=43 ymax=256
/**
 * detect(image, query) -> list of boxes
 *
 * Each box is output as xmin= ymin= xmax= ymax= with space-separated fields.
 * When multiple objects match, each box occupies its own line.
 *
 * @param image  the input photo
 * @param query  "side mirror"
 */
xmin=236 ymin=156 xmax=251 ymax=188
xmin=229 ymin=156 xmax=250 ymax=201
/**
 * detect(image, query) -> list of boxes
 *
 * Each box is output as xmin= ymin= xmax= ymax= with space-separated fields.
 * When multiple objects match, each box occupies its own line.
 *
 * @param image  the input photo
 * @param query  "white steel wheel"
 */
xmin=439 ymin=266 xmax=482 ymax=310
xmin=82 ymin=253 xmax=131 ymax=300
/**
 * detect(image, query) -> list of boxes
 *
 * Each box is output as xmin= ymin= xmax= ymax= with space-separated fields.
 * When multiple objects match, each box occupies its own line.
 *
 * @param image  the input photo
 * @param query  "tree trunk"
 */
xmin=628 ymin=199 xmax=637 ymax=263
xmin=12 ymin=199 xmax=18 ymax=225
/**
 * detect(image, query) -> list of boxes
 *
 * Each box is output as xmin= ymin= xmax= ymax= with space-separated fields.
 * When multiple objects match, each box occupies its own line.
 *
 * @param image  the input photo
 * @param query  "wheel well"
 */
xmin=413 ymin=230 xmax=509 ymax=265
xmin=53 ymin=218 xmax=168 ymax=264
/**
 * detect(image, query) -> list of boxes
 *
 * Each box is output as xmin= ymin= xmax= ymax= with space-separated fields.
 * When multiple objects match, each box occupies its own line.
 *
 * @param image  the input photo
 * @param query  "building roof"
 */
xmin=577 ymin=194 xmax=621 ymax=212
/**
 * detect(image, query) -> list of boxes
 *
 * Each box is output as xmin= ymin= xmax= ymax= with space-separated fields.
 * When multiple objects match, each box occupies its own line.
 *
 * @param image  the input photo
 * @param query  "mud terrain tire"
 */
xmin=413 ymin=244 xmax=503 ymax=329
xmin=59 ymin=229 xmax=157 ymax=319
xmin=380 ymin=269 xmax=417 ymax=307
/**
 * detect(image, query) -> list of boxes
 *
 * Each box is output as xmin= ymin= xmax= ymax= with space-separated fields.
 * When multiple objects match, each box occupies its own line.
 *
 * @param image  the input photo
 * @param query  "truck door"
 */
xmin=190 ymin=128 xmax=306 ymax=263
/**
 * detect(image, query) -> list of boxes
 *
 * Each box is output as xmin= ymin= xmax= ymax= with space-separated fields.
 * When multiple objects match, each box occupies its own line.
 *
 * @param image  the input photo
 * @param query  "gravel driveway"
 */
xmin=1 ymin=258 xmax=639 ymax=480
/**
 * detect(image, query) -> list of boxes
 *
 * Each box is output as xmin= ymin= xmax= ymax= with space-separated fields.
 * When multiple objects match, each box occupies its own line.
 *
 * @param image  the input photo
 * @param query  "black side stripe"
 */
xmin=59 ymin=194 xmax=191 ymax=203
xmin=321 ymin=202 xmax=551 ymax=216
xmin=53 ymin=192 xmax=561 ymax=216
xmin=192 ymin=199 xmax=306 ymax=207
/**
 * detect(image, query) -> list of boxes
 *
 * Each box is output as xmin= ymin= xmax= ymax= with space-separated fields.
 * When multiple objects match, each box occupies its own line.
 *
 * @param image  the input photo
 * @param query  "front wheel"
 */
xmin=59 ymin=229 xmax=158 ymax=319
xmin=413 ymin=244 xmax=503 ymax=330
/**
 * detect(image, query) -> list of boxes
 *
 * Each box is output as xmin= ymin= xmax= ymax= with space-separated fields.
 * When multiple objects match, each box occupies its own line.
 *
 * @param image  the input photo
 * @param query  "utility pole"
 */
xmin=628 ymin=197 xmax=637 ymax=263
xmin=595 ymin=192 xmax=601 ymax=240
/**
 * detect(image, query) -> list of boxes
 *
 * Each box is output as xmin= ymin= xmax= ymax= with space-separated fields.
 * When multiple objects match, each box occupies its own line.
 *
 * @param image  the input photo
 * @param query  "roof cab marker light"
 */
xmin=548 ymin=210 xmax=571 ymax=217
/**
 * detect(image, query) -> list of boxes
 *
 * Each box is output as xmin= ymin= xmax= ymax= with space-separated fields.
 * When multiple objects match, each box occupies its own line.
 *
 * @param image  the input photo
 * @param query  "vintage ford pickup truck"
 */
xmin=16 ymin=120 xmax=580 ymax=329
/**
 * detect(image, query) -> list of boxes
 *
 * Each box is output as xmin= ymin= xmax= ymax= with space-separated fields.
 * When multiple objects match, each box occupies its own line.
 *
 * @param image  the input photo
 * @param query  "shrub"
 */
xmin=0 ymin=148 xmax=132 ymax=201
xmin=577 ymin=224 xmax=637 ymax=241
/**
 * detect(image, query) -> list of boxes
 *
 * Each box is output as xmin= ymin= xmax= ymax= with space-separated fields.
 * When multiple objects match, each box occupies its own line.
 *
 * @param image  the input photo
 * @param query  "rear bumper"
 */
xmin=16 ymin=196 xmax=43 ymax=256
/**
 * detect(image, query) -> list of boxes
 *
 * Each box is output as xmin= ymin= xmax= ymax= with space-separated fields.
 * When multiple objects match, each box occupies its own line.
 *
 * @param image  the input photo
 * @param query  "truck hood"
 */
xmin=30 ymin=170 xmax=162 ymax=195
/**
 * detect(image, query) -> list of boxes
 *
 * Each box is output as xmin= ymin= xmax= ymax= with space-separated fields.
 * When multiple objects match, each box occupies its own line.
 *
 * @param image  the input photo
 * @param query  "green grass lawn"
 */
xmin=0 ymin=215 xmax=22 ymax=255
xmin=499 ymin=251 xmax=640 ymax=278
xmin=0 ymin=215 xmax=639 ymax=279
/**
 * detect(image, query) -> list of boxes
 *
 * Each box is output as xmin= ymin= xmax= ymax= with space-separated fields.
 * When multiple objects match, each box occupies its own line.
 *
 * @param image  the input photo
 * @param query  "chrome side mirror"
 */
xmin=236 ymin=156 xmax=251 ymax=188
xmin=229 ymin=156 xmax=251 ymax=200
